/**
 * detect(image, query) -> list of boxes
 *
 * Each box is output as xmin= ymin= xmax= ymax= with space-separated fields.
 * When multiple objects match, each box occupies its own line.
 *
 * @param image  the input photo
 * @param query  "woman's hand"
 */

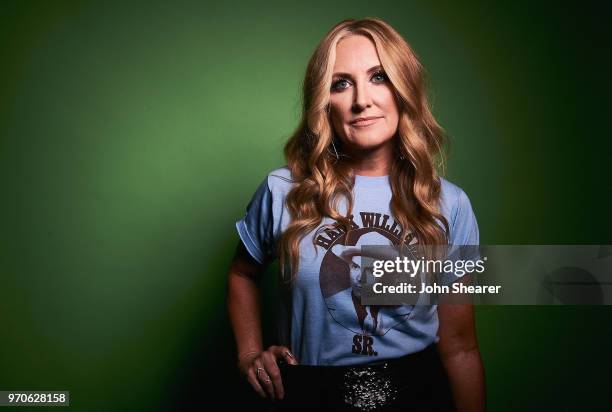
xmin=237 ymin=346 xmax=299 ymax=401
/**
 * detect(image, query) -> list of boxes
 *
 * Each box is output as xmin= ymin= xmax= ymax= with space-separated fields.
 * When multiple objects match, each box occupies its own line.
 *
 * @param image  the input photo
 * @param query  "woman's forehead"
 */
xmin=334 ymin=35 xmax=381 ymax=73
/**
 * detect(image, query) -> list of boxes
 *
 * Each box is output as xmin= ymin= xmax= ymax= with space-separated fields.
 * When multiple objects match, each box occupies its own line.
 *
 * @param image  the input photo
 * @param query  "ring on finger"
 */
xmin=256 ymin=367 xmax=271 ymax=383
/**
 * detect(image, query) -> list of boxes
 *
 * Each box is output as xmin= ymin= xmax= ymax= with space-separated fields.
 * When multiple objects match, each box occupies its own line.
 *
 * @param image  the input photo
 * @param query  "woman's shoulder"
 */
xmin=438 ymin=176 xmax=474 ymax=226
xmin=268 ymin=165 xmax=294 ymax=182
xmin=264 ymin=165 xmax=295 ymax=193
xmin=439 ymin=176 xmax=465 ymax=201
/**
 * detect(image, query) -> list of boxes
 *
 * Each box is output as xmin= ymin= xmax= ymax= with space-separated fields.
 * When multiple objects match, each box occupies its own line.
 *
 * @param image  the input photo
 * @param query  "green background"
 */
xmin=1 ymin=1 xmax=610 ymax=410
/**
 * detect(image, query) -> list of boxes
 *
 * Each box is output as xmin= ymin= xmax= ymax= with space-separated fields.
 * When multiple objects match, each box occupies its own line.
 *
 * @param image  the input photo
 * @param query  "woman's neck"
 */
xmin=345 ymin=145 xmax=393 ymax=177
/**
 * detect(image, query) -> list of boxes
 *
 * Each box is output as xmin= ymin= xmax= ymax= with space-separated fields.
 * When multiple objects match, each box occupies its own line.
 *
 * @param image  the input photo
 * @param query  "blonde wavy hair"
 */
xmin=278 ymin=17 xmax=450 ymax=282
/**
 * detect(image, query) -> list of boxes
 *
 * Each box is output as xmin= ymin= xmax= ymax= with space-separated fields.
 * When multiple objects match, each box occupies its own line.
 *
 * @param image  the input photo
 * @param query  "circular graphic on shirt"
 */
xmin=319 ymin=224 xmax=418 ymax=338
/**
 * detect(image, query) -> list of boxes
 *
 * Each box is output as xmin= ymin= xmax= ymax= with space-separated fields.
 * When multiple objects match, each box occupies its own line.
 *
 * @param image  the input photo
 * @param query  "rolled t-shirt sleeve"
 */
xmin=235 ymin=175 xmax=276 ymax=265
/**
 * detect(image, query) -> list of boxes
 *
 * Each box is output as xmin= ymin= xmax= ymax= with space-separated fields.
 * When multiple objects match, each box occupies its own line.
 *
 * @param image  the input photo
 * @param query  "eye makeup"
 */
xmin=331 ymin=70 xmax=389 ymax=92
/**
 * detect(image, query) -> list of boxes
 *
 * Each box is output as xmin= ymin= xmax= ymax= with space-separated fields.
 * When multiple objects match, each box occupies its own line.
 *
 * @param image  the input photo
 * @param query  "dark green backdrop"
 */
xmin=1 ymin=1 xmax=610 ymax=411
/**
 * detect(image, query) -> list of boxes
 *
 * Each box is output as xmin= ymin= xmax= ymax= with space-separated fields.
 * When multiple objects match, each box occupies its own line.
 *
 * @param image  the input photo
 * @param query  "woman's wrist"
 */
xmin=238 ymin=349 xmax=261 ymax=361
xmin=237 ymin=349 xmax=262 ymax=366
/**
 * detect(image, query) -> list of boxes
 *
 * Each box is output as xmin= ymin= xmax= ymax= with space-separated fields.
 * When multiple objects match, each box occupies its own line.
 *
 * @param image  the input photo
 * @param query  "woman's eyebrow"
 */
xmin=332 ymin=65 xmax=383 ymax=79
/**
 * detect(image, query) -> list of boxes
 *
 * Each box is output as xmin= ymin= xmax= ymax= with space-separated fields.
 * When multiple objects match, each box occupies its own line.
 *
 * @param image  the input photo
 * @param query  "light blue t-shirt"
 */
xmin=235 ymin=166 xmax=479 ymax=366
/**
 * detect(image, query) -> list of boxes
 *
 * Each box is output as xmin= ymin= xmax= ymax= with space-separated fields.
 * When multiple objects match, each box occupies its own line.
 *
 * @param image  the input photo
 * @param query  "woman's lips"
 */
xmin=350 ymin=117 xmax=382 ymax=127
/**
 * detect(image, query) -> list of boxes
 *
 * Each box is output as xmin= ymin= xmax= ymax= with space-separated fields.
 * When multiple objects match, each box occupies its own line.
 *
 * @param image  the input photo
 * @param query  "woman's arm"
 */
xmin=226 ymin=240 xmax=265 ymax=361
xmin=226 ymin=240 xmax=298 ymax=401
xmin=437 ymin=299 xmax=486 ymax=412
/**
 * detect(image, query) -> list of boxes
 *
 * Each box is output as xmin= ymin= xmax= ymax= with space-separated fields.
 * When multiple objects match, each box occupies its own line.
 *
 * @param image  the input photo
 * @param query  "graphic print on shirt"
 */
xmin=316 ymin=211 xmax=418 ymax=357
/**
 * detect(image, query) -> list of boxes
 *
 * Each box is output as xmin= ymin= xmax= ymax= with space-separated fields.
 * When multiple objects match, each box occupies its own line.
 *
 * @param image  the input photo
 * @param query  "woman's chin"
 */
xmin=345 ymin=136 xmax=394 ymax=151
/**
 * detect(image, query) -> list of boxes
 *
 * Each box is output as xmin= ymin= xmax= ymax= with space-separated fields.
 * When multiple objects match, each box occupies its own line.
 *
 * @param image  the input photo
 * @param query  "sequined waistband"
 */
xmin=277 ymin=344 xmax=447 ymax=411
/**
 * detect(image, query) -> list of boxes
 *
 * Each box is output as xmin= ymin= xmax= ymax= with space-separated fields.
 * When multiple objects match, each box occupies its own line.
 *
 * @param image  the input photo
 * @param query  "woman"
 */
xmin=227 ymin=17 xmax=485 ymax=411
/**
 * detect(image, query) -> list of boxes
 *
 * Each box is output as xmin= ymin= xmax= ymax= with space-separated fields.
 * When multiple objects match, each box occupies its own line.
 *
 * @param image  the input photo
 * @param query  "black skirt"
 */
xmin=273 ymin=343 xmax=455 ymax=411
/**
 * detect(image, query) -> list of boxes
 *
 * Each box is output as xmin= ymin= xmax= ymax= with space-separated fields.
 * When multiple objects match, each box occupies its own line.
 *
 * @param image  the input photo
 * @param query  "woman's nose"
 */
xmin=352 ymin=81 xmax=372 ymax=111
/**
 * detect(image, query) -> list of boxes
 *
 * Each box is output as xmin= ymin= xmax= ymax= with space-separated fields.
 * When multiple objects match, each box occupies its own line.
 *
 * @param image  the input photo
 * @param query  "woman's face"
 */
xmin=329 ymin=35 xmax=400 ymax=152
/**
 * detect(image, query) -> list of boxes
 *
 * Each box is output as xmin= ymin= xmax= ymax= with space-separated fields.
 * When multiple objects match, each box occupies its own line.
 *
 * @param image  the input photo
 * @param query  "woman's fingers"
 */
xmin=241 ymin=346 xmax=299 ymax=401
xmin=254 ymin=359 xmax=276 ymax=400
xmin=275 ymin=345 xmax=299 ymax=365
xmin=261 ymin=351 xmax=284 ymax=400
xmin=246 ymin=368 xmax=266 ymax=399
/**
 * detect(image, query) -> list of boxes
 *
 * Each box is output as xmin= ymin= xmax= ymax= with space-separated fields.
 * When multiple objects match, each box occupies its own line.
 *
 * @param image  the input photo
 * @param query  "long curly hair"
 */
xmin=278 ymin=17 xmax=450 ymax=282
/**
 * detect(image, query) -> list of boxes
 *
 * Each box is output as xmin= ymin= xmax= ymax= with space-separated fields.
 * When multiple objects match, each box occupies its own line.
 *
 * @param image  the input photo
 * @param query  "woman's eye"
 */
xmin=331 ymin=72 xmax=387 ymax=91
xmin=331 ymin=79 xmax=350 ymax=91
xmin=372 ymin=71 xmax=388 ymax=83
xmin=351 ymin=263 xmax=360 ymax=270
